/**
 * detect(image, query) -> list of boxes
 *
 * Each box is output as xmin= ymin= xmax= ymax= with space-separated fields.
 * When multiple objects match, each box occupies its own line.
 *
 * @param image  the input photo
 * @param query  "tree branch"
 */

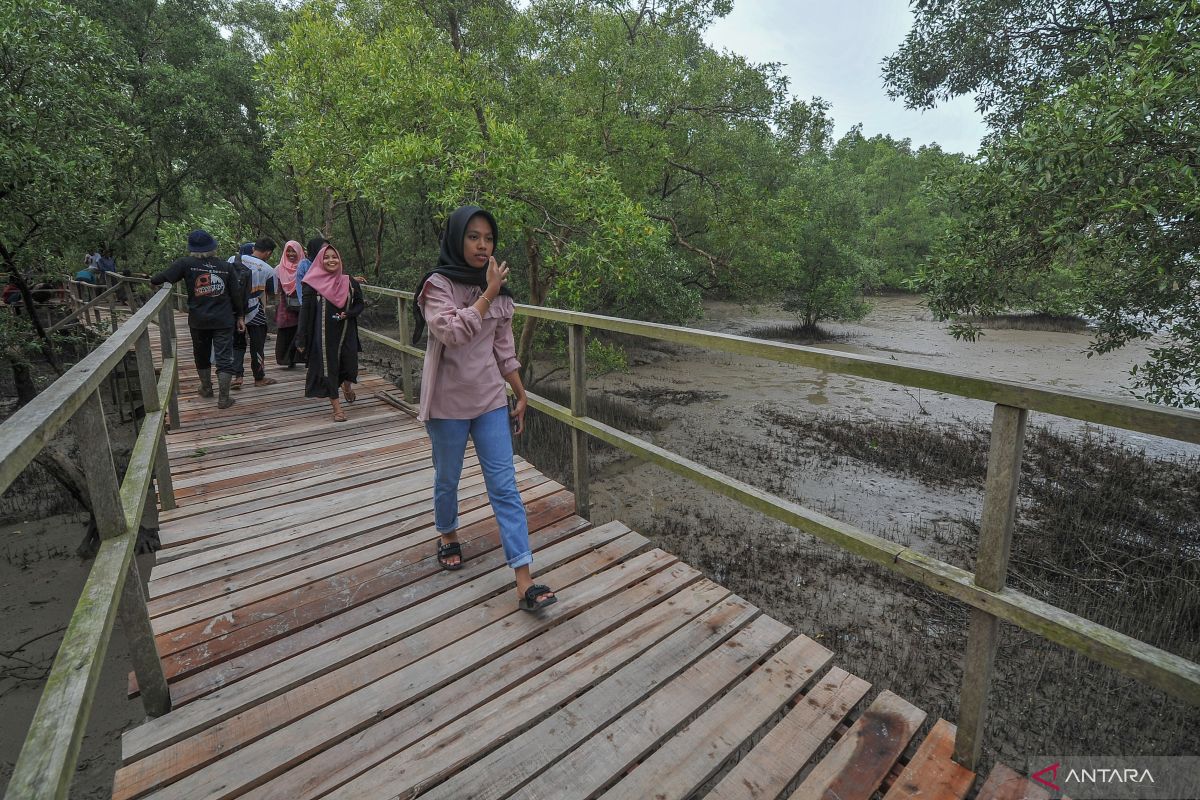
xmin=648 ymin=213 xmax=725 ymax=281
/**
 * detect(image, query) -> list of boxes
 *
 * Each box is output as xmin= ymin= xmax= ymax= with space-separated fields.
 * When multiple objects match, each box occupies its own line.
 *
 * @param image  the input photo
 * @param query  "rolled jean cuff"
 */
xmin=436 ymin=520 xmax=458 ymax=535
xmin=508 ymin=551 xmax=533 ymax=570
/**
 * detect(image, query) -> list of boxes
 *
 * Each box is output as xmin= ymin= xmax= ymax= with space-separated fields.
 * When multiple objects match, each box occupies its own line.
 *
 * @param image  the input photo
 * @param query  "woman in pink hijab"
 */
xmin=274 ymin=240 xmax=306 ymax=367
xmin=295 ymin=244 xmax=364 ymax=421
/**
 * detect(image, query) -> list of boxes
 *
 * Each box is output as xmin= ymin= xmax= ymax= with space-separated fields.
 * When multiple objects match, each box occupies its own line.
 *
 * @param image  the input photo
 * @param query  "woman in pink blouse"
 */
xmin=413 ymin=206 xmax=557 ymax=612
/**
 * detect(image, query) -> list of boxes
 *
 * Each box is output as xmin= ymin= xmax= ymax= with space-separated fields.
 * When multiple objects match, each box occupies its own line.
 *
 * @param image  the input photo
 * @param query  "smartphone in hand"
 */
xmin=508 ymin=395 xmax=520 ymax=435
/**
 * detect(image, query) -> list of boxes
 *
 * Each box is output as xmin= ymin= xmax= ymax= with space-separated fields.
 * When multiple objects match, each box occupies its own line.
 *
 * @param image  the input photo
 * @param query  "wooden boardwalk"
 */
xmin=111 ymin=315 xmax=1043 ymax=800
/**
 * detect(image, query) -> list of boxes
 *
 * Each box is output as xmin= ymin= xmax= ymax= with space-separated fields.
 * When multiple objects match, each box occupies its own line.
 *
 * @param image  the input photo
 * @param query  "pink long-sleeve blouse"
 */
xmin=417 ymin=274 xmax=521 ymax=422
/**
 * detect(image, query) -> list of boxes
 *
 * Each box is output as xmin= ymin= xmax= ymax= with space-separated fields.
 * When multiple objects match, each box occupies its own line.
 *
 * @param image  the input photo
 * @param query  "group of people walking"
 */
xmin=151 ymin=205 xmax=555 ymax=612
xmin=150 ymin=231 xmax=363 ymax=418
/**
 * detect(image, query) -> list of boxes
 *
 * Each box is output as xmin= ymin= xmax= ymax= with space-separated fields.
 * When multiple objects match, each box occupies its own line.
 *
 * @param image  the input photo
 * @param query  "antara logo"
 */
xmin=1033 ymin=761 xmax=1156 ymax=791
xmin=1032 ymin=762 xmax=1061 ymax=791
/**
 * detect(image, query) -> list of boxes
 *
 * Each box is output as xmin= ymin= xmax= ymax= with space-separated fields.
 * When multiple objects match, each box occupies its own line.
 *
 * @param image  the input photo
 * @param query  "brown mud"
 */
xmin=4 ymin=296 xmax=1195 ymax=795
xmin=525 ymin=296 xmax=1200 ymax=774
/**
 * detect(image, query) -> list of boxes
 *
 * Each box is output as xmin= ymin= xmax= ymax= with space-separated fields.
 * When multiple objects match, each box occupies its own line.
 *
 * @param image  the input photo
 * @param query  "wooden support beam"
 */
xmin=954 ymin=404 xmax=1028 ymax=769
xmin=569 ymin=324 xmax=589 ymax=518
xmin=397 ymin=297 xmax=414 ymax=403
xmin=135 ymin=330 xmax=175 ymax=509
xmin=47 ymin=284 xmax=124 ymax=334
xmin=116 ymin=555 xmax=172 ymax=718
xmin=69 ymin=390 xmax=171 ymax=720
xmin=72 ymin=390 xmax=125 ymax=540
xmin=523 ymin=390 xmax=1200 ymax=707
xmin=163 ymin=311 xmax=181 ymax=431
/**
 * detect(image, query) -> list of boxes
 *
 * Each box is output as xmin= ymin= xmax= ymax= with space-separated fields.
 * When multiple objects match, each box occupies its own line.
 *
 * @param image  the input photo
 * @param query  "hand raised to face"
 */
xmin=486 ymin=255 xmax=509 ymax=293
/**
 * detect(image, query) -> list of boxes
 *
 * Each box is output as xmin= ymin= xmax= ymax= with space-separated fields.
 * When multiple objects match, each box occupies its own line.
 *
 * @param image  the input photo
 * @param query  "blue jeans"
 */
xmin=426 ymin=406 xmax=532 ymax=569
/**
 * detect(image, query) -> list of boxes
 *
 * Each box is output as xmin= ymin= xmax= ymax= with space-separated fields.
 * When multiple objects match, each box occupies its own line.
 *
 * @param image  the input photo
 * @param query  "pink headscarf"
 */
xmin=276 ymin=240 xmax=303 ymax=296
xmin=301 ymin=244 xmax=351 ymax=309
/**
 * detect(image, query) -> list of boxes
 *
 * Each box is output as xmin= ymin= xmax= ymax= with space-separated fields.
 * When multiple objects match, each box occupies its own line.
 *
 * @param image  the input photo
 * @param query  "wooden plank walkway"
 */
xmin=109 ymin=313 xmax=1031 ymax=799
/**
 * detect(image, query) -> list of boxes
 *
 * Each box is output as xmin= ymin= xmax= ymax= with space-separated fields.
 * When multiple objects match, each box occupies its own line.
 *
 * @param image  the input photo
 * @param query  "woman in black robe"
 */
xmin=295 ymin=244 xmax=364 ymax=421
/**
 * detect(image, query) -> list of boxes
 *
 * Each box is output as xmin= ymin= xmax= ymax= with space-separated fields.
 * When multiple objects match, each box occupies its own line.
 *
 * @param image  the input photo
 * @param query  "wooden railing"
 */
xmin=359 ymin=284 xmax=1200 ymax=770
xmin=1 ymin=284 xmax=179 ymax=800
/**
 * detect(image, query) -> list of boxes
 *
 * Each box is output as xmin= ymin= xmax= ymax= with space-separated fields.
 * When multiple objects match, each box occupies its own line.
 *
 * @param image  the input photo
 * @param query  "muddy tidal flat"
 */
xmin=532 ymin=295 xmax=1200 ymax=773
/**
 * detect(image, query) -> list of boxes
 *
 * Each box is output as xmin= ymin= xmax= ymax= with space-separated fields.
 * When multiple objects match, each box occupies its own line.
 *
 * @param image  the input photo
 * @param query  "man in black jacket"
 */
xmin=151 ymin=230 xmax=246 ymax=409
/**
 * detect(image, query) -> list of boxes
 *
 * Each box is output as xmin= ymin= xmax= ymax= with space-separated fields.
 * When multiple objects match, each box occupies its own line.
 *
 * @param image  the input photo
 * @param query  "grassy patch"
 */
xmin=641 ymin=407 xmax=1200 ymax=768
xmin=512 ymin=383 xmax=663 ymax=485
xmin=743 ymin=323 xmax=849 ymax=344
xmin=962 ymin=313 xmax=1090 ymax=333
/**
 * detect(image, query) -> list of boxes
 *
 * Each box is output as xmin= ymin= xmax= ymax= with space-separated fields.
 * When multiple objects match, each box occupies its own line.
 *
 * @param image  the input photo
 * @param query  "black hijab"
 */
xmin=306 ymin=236 xmax=328 ymax=261
xmin=412 ymin=205 xmax=513 ymax=344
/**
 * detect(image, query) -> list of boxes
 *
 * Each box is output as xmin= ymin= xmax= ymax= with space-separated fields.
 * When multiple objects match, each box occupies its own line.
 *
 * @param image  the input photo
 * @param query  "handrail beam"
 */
xmin=523 ymin=389 xmax=1200 ymax=705
xmin=0 ymin=286 xmax=173 ymax=496
xmin=359 ymin=284 xmax=1200 ymax=445
xmin=47 ymin=283 xmax=124 ymax=333
xmin=5 ymin=362 xmax=175 ymax=799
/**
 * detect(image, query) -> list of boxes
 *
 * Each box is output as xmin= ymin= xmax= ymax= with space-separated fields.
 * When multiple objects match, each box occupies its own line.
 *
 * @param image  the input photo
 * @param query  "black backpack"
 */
xmin=230 ymin=252 xmax=252 ymax=315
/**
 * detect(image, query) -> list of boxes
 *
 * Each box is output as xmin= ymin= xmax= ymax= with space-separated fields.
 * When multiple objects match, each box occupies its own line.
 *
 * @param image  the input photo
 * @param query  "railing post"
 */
xmin=954 ymin=403 xmax=1028 ymax=769
xmin=158 ymin=304 xmax=181 ymax=430
xmin=106 ymin=288 xmax=118 ymax=332
xmin=117 ymin=555 xmax=170 ymax=712
xmin=135 ymin=330 xmax=175 ymax=510
xmin=568 ymin=324 xmax=590 ymax=518
xmin=71 ymin=390 xmax=172 ymax=718
xmin=125 ymin=280 xmax=141 ymax=313
xmin=398 ymin=296 xmax=414 ymax=402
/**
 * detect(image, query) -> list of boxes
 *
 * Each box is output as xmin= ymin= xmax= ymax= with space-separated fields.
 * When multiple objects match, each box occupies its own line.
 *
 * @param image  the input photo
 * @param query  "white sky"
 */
xmin=703 ymin=0 xmax=988 ymax=155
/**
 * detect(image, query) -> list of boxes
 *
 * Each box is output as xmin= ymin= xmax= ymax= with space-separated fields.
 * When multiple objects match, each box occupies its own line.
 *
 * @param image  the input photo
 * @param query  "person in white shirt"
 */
xmin=228 ymin=238 xmax=278 ymax=388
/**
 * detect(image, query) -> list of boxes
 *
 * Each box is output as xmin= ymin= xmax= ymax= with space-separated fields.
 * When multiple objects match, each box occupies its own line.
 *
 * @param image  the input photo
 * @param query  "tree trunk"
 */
xmin=34 ymin=447 xmax=92 ymax=513
xmin=374 ymin=210 xmax=385 ymax=282
xmin=11 ymin=359 xmax=36 ymax=406
xmin=518 ymin=230 xmax=543 ymax=385
xmin=346 ymin=201 xmax=368 ymax=272
xmin=322 ymin=189 xmax=335 ymax=237
xmin=7 ymin=269 xmax=63 ymax=374
xmin=286 ymin=164 xmax=306 ymax=235
xmin=447 ymin=8 xmax=491 ymax=143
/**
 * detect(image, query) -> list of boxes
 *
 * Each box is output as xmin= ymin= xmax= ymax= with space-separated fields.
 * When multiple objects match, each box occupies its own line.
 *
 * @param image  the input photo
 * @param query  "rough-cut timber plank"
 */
xmin=148 ymin=478 xmax=561 ymax=626
xmin=160 ymin=517 xmax=591 ymax=707
xmin=788 ymin=690 xmax=927 ymax=800
xmin=706 ymin=666 xmax=871 ymax=800
xmin=502 ymin=616 xmax=792 ymax=800
xmin=596 ymin=635 xmax=833 ymax=800
xmin=112 ymin=531 xmax=666 ymax=800
xmin=152 ymin=465 xmax=543 ymax=601
xmin=147 ymin=463 xmax=537 ymax=578
xmin=145 ymin=471 xmax=546 ymax=604
xmin=140 ymin=493 xmax=579 ymax=696
xmin=129 ymin=549 xmax=683 ymax=800
xmin=252 ymin=578 xmax=731 ymax=800
xmin=976 ymin=762 xmax=1052 ymax=800
xmin=149 ymin=490 xmax=577 ymax=660
xmin=122 ymin=521 xmax=633 ymax=762
xmin=882 ymin=719 xmax=976 ymax=800
xmin=323 ymin=595 xmax=764 ymax=800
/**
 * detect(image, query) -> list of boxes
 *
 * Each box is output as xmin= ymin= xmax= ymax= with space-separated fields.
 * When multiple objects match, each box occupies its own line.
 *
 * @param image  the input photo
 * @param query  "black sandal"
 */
xmin=519 ymin=584 xmax=557 ymax=612
xmin=437 ymin=539 xmax=463 ymax=571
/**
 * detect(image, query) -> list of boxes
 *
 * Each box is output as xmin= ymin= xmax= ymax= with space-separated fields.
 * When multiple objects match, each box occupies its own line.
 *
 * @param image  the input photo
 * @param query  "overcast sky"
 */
xmin=702 ymin=0 xmax=988 ymax=155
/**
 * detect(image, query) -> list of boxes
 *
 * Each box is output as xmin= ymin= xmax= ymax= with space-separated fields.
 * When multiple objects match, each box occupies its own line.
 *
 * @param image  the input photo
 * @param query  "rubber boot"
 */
xmin=217 ymin=372 xmax=235 ymax=409
xmin=197 ymin=370 xmax=214 ymax=398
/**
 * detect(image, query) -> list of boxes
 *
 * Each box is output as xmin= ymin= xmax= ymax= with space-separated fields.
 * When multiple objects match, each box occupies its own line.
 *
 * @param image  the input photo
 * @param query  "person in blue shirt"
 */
xmin=294 ymin=235 xmax=327 ymax=305
xmin=228 ymin=238 xmax=278 ymax=388
xmin=74 ymin=266 xmax=98 ymax=284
